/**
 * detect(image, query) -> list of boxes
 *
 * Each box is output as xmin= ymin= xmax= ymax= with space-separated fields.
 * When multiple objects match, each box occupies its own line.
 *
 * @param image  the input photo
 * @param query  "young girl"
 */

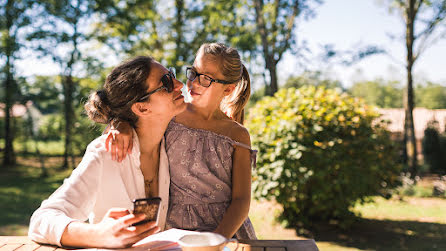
xmin=108 ymin=43 xmax=256 ymax=239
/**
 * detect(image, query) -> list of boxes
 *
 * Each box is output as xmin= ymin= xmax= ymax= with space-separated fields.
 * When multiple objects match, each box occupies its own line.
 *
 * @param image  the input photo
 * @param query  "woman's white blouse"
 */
xmin=28 ymin=132 xmax=170 ymax=247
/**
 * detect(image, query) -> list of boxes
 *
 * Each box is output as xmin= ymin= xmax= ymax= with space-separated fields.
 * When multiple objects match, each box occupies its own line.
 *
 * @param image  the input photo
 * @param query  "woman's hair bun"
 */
xmin=84 ymin=90 xmax=112 ymax=124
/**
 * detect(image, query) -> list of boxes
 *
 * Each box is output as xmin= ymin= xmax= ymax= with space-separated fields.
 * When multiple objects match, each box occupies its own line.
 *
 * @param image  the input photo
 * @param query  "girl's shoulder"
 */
xmin=226 ymin=120 xmax=251 ymax=147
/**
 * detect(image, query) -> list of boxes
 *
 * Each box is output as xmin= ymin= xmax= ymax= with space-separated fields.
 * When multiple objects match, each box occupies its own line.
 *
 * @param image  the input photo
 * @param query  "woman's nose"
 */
xmin=173 ymin=78 xmax=184 ymax=91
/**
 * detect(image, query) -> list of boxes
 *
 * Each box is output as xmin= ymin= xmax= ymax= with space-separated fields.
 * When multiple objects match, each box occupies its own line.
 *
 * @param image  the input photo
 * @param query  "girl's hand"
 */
xmin=92 ymin=208 xmax=160 ymax=248
xmin=105 ymin=123 xmax=134 ymax=162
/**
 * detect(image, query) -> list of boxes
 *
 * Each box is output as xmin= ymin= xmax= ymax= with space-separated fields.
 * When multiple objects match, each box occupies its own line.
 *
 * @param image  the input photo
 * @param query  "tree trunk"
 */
xmin=405 ymin=0 xmax=418 ymax=178
xmin=3 ymin=58 xmax=15 ymax=167
xmin=3 ymin=0 xmax=16 ymax=167
xmin=63 ymin=75 xmax=74 ymax=169
xmin=268 ymin=62 xmax=279 ymax=95
xmin=254 ymin=0 xmax=281 ymax=96
xmin=174 ymin=0 xmax=184 ymax=75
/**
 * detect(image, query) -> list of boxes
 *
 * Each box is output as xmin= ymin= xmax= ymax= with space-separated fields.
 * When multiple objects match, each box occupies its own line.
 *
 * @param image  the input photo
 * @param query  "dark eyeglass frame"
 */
xmin=186 ymin=67 xmax=232 ymax=87
xmin=138 ymin=68 xmax=176 ymax=102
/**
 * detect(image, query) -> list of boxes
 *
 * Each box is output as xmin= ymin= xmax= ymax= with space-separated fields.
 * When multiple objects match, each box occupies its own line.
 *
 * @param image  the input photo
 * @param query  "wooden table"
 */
xmin=0 ymin=236 xmax=319 ymax=251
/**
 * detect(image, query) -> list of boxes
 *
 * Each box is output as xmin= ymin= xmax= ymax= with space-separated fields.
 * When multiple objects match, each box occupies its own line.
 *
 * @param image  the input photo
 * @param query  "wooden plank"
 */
xmin=265 ymin=248 xmax=285 ymax=251
xmin=0 ymin=237 xmax=34 ymax=245
xmin=243 ymin=247 xmax=264 ymax=251
xmin=14 ymin=244 xmax=40 ymax=251
xmin=34 ymin=246 xmax=57 ymax=251
xmin=239 ymin=239 xmax=319 ymax=251
xmin=284 ymin=240 xmax=319 ymax=251
xmin=0 ymin=244 xmax=23 ymax=251
xmin=227 ymin=242 xmax=251 ymax=251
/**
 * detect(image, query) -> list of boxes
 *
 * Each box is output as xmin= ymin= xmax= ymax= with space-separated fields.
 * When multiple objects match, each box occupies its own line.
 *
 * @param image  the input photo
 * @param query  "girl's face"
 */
xmin=186 ymin=51 xmax=232 ymax=109
xmin=142 ymin=61 xmax=186 ymax=118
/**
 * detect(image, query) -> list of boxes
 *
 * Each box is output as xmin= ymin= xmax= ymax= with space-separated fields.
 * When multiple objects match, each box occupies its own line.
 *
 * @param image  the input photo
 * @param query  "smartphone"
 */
xmin=132 ymin=197 xmax=161 ymax=226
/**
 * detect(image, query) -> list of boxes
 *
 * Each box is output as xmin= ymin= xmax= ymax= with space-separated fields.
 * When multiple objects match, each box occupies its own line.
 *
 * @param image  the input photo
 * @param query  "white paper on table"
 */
xmin=89 ymin=228 xmax=196 ymax=251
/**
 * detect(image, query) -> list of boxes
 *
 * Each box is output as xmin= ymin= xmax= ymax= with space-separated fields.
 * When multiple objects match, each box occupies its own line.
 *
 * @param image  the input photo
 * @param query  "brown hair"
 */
xmin=85 ymin=56 xmax=154 ymax=128
xmin=198 ymin=43 xmax=251 ymax=124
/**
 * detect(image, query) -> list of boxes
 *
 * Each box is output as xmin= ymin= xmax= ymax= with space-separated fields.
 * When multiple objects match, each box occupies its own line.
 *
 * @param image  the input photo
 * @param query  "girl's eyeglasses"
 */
xmin=186 ymin=67 xmax=232 ymax=87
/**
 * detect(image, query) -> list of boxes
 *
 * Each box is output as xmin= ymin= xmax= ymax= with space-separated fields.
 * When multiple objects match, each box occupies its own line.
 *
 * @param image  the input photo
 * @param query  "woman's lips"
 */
xmin=174 ymin=94 xmax=184 ymax=100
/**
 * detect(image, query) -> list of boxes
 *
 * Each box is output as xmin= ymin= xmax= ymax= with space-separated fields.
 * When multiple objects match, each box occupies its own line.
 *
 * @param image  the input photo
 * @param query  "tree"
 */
xmin=30 ymin=0 xmax=97 ymax=168
xmin=349 ymin=79 xmax=403 ymax=108
xmin=20 ymin=76 xmax=62 ymax=114
xmin=383 ymin=0 xmax=446 ymax=177
xmin=94 ymin=0 xmax=201 ymax=75
xmin=0 ymin=0 xmax=33 ymax=166
xmin=416 ymin=82 xmax=446 ymax=109
xmin=284 ymin=71 xmax=343 ymax=90
xmin=253 ymin=0 xmax=320 ymax=96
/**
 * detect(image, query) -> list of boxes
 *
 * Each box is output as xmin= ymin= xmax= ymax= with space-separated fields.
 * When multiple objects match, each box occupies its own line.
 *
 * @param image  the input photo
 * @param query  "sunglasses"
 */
xmin=138 ymin=68 xmax=176 ymax=102
xmin=186 ymin=67 xmax=232 ymax=87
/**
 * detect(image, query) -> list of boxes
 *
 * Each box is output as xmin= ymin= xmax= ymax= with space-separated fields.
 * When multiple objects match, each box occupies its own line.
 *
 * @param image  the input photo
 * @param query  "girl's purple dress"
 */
xmin=165 ymin=119 xmax=257 ymax=239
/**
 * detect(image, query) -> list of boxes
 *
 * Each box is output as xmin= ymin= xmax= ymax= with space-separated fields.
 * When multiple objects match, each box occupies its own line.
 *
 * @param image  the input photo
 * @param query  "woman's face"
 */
xmin=143 ymin=61 xmax=186 ymax=118
xmin=186 ymin=51 xmax=229 ymax=108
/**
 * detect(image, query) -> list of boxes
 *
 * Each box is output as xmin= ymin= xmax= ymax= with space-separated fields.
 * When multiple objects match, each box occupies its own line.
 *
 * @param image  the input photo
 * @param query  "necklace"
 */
xmin=144 ymin=169 xmax=158 ymax=197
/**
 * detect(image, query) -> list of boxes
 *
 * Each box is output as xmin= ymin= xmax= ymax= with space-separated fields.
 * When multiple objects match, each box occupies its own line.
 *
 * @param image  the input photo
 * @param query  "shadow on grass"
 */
xmin=0 ymin=157 xmax=74 ymax=235
xmin=308 ymin=218 xmax=446 ymax=251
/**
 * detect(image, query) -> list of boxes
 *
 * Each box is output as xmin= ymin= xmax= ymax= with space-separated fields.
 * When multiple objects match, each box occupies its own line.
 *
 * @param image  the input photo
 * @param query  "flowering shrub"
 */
xmin=246 ymin=86 xmax=402 ymax=229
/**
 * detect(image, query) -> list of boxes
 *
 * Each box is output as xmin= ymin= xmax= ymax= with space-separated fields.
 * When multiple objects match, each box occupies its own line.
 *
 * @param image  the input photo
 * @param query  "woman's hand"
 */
xmin=61 ymin=208 xmax=160 ymax=249
xmin=105 ymin=122 xmax=134 ymax=162
xmin=91 ymin=208 xmax=160 ymax=248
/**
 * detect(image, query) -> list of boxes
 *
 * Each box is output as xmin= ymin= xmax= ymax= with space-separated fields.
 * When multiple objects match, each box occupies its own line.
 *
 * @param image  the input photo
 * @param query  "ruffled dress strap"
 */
xmin=233 ymin=140 xmax=257 ymax=170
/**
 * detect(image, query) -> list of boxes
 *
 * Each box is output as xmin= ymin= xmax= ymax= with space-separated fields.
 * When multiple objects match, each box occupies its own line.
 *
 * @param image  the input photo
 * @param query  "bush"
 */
xmin=246 ymin=86 xmax=402 ymax=230
xmin=422 ymin=120 xmax=446 ymax=174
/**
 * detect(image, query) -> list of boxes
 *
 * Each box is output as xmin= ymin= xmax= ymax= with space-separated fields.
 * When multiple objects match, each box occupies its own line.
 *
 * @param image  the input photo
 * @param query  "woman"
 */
xmin=28 ymin=56 xmax=186 ymax=248
xmin=107 ymin=43 xmax=257 ymax=239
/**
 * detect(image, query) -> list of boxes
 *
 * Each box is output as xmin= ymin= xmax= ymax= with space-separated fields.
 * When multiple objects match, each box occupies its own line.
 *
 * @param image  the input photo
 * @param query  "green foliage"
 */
xmin=416 ymin=82 xmax=446 ymax=109
xmin=422 ymin=120 xmax=446 ymax=174
xmin=348 ymin=79 xmax=446 ymax=109
xmin=20 ymin=76 xmax=62 ymax=114
xmin=349 ymin=79 xmax=403 ymax=108
xmin=246 ymin=86 xmax=402 ymax=229
xmin=284 ymin=71 xmax=344 ymax=90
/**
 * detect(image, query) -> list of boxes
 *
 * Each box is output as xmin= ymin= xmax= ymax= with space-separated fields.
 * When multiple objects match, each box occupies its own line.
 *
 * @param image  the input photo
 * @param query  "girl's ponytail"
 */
xmin=220 ymin=64 xmax=251 ymax=124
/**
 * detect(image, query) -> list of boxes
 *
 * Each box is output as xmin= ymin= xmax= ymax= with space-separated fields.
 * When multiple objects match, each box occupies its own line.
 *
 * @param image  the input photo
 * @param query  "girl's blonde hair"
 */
xmin=198 ymin=43 xmax=251 ymax=124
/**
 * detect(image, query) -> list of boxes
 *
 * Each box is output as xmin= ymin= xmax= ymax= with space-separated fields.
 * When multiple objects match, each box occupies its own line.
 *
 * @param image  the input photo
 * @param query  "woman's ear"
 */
xmin=131 ymin=102 xmax=151 ymax=116
xmin=223 ymin=84 xmax=236 ymax=97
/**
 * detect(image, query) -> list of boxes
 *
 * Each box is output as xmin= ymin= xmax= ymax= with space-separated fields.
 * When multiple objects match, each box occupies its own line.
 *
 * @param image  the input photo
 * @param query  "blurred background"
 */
xmin=1 ymin=0 xmax=446 ymax=250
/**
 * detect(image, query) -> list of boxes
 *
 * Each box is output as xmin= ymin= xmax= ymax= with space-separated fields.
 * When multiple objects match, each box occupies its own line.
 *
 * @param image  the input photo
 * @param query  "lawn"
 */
xmin=1 ymin=157 xmax=446 ymax=251
xmin=249 ymin=192 xmax=446 ymax=250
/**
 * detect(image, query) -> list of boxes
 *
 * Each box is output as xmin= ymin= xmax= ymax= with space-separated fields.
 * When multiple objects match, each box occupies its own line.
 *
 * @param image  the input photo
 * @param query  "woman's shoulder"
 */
xmin=85 ymin=134 xmax=109 ymax=155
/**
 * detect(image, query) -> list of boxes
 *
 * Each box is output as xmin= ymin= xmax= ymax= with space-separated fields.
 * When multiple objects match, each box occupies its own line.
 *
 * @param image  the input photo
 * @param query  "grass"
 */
xmin=0 ymin=157 xmax=78 ymax=235
xmin=248 ymin=188 xmax=446 ymax=250
xmin=0 ymin=139 xmax=75 ymax=156
xmin=1 ymin=158 xmax=446 ymax=251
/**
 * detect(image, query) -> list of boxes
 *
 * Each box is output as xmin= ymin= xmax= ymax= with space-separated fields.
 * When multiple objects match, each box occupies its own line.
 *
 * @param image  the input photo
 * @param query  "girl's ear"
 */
xmin=223 ymin=83 xmax=236 ymax=97
xmin=131 ymin=102 xmax=151 ymax=116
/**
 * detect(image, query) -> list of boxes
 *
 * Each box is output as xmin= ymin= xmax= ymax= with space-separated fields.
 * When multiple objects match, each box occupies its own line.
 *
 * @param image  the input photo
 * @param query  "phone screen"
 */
xmin=132 ymin=197 xmax=161 ymax=226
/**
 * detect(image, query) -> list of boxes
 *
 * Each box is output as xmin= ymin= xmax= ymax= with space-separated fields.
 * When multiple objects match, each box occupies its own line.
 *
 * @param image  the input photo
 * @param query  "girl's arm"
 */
xmin=214 ymin=126 xmax=252 ymax=238
xmin=104 ymin=122 xmax=134 ymax=162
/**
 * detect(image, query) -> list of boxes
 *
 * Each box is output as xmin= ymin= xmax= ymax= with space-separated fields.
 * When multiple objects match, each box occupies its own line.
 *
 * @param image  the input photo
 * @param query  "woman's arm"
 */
xmin=28 ymin=138 xmax=158 ymax=248
xmin=60 ymin=208 xmax=159 ymax=248
xmin=214 ymin=126 xmax=252 ymax=238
